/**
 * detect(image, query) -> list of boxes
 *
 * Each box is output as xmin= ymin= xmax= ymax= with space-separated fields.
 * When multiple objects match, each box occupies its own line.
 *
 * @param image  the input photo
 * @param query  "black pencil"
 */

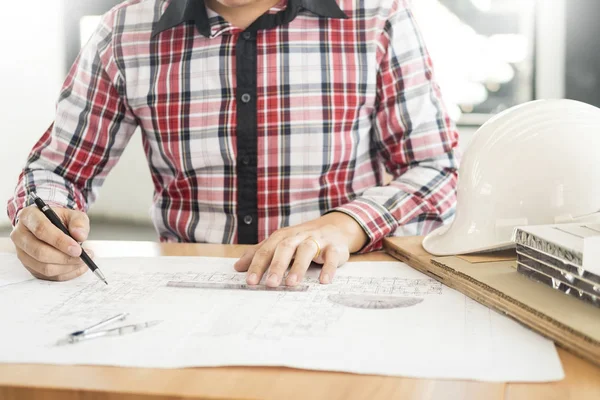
xmin=29 ymin=193 xmax=108 ymax=285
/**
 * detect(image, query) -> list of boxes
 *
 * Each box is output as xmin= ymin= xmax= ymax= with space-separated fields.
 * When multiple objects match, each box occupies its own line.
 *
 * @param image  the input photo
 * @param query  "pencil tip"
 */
xmin=104 ymin=280 xmax=108 ymax=285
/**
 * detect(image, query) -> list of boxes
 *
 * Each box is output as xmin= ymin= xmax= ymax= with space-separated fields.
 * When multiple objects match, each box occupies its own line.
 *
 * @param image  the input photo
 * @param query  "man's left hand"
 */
xmin=234 ymin=212 xmax=368 ymax=287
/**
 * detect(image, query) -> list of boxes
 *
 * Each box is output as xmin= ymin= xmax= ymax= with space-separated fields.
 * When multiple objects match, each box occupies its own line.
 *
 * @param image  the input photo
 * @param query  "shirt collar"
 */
xmin=152 ymin=0 xmax=348 ymax=38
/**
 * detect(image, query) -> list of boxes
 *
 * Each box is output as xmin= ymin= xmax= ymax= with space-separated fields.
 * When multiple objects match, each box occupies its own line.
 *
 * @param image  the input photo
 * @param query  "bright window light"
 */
xmin=470 ymin=0 xmax=492 ymax=12
xmin=79 ymin=15 xmax=102 ymax=48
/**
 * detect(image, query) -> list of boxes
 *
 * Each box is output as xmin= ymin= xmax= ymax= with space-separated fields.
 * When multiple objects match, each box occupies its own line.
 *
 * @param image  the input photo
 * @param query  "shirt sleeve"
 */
xmin=332 ymin=1 xmax=460 ymax=253
xmin=7 ymin=11 xmax=138 ymax=225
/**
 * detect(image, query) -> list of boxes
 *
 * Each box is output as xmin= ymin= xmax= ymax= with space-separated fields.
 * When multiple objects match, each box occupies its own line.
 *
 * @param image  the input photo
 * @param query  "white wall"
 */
xmin=0 ymin=1 xmax=154 ymax=227
xmin=90 ymin=130 xmax=154 ymax=224
xmin=0 ymin=1 xmax=65 ymax=226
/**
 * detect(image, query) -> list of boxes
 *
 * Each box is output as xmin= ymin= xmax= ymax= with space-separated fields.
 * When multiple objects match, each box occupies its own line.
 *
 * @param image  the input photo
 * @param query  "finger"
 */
xmin=65 ymin=211 xmax=91 ymax=242
xmin=17 ymin=248 xmax=85 ymax=278
xmin=286 ymin=238 xmax=320 ymax=286
xmin=24 ymin=263 xmax=87 ymax=282
xmin=23 ymin=265 xmax=47 ymax=280
xmin=320 ymin=246 xmax=343 ymax=284
xmin=234 ymin=247 xmax=258 ymax=272
xmin=83 ymin=248 xmax=95 ymax=259
xmin=245 ymin=236 xmax=287 ymax=285
xmin=53 ymin=264 xmax=88 ymax=282
xmin=11 ymin=227 xmax=85 ymax=266
xmin=265 ymin=236 xmax=305 ymax=287
xmin=19 ymin=209 xmax=81 ymax=257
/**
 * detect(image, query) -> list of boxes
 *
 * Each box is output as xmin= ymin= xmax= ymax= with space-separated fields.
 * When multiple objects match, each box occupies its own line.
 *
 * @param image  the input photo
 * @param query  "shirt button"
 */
xmin=242 ymin=32 xmax=252 ymax=40
xmin=241 ymin=155 xmax=250 ymax=165
xmin=241 ymin=93 xmax=252 ymax=103
xmin=243 ymin=215 xmax=253 ymax=225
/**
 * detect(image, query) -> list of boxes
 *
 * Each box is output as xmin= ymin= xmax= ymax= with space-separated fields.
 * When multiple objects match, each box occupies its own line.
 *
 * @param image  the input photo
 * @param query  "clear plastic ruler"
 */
xmin=166 ymin=281 xmax=310 ymax=292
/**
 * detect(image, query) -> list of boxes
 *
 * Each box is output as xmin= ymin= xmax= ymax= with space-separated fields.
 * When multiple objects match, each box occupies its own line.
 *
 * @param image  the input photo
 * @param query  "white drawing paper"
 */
xmin=0 ymin=255 xmax=564 ymax=382
xmin=0 ymin=253 xmax=35 ymax=288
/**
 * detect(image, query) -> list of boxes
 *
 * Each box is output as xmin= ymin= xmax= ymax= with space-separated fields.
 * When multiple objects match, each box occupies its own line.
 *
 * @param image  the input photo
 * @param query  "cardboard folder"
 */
xmin=383 ymin=236 xmax=600 ymax=367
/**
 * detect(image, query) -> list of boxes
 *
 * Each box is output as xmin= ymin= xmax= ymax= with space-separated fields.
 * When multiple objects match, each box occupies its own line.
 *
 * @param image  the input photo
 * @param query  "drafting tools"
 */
xmin=57 ymin=313 xmax=162 ymax=345
xmin=167 ymin=281 xmax=309 ymax=292
xmin=327 ymin=294 xmax=424 ymax=309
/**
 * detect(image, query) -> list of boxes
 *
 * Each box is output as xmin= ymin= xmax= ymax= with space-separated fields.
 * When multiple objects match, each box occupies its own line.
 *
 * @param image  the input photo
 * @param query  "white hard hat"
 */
xmin=423 ymin=99 xmax=600 ymax=256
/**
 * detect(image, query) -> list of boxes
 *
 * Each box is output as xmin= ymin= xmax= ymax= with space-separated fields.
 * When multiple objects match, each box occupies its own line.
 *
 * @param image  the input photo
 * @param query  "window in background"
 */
xmin=80 ymin=15 xmax=102 ymax=47
xmin=63 ymin=0 xmax=122 ymax=70
xmin=565 ymin=0 xmax=600 ymax=109
xmin=412 ymin=0 xmax=537 ymax=125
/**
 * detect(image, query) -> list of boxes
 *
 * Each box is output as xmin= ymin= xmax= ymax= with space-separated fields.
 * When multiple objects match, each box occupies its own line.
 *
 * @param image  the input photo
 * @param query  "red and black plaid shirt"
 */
xmin=8 ymin=0 xmax=459 ymax=252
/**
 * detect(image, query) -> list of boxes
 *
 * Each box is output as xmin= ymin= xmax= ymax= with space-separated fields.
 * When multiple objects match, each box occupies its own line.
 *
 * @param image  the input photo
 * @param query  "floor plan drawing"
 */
xmin=0 ymin=255 xmax=564 ymax=382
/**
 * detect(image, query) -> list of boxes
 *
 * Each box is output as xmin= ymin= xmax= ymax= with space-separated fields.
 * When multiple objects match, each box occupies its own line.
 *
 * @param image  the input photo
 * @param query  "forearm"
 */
xmin=338 ymin=0 xmax=459 ymax=252
xmin=333 ymin=161 xmax=458 ymax=253
xmin=317 ymin=212 xmax=369 ymax=253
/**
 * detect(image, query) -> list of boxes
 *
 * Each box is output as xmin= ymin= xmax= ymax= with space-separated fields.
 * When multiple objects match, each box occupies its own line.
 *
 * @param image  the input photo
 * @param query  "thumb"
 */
xmin=64 ymin=211 xmax=91 ymax=242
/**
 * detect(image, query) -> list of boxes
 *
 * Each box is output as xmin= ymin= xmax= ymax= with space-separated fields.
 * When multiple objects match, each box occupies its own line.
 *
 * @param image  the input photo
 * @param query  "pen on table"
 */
xmin=28 ymin=193 xmax=108 ymax=285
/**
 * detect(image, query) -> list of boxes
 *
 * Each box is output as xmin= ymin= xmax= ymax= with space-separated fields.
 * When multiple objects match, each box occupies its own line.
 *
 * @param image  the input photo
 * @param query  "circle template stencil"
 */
xmin=327 ymin=294 xmax=424 ymax=309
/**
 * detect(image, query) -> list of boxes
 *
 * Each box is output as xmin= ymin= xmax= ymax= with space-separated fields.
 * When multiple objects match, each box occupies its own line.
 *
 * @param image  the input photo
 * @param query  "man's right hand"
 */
xmin=10 ymin=205 xmax=92 ymax=282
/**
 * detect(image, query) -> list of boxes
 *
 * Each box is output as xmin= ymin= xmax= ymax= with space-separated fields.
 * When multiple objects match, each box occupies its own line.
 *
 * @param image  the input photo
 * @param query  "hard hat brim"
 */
xmin=422 ymin=224 xmax=514 ymax=256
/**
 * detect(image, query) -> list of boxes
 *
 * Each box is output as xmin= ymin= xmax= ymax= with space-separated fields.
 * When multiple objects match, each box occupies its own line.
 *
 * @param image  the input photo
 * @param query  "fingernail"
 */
xmin=267 ymin=273 xmax=279 ymax=287
xmin=68 ymin=245 xmax=81 ymax=257
xmin=247 ymin=273 xmax=258 ymax=285
xmin=286 ymin=274 xmax=298 ymax=286
xmin=322 ymin=274 xmax=331 ymax=284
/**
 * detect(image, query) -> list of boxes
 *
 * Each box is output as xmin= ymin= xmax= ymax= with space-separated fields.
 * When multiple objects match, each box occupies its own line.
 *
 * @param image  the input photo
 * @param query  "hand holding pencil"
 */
xmin=10 ymin=193 xmax=106 ymax=283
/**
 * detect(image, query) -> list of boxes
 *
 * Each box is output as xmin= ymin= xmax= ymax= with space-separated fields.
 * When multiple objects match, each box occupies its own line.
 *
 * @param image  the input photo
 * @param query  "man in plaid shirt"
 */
xmin=8 ymin=0 xmax=459 ymax=287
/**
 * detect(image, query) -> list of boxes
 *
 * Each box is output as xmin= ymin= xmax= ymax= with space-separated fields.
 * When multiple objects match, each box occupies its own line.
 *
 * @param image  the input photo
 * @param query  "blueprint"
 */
xmin=0 ymin=255 xmax=564 ymax=382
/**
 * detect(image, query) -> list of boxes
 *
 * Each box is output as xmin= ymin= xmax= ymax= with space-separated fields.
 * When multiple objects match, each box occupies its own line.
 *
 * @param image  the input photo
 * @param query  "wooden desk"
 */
xmin=1 ymin=239 xmax=598 ymax=400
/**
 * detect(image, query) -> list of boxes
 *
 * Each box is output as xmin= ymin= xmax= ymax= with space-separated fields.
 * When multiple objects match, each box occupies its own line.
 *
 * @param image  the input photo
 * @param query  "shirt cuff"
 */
xmin=8 ymin=188 xmax=78 ymax=226
xmin=330 ymin=197 xmax=398 ymax=254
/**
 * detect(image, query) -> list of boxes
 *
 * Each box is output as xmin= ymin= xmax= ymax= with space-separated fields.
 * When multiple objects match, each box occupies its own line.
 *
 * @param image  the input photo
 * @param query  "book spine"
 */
xmin=513 ymin=229 xmax=583 ymax=267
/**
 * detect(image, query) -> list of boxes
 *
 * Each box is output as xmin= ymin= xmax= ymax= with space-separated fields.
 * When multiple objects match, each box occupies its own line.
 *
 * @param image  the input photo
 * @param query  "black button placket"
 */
xmin=236 ymin=31 xmax=259 ymax=244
